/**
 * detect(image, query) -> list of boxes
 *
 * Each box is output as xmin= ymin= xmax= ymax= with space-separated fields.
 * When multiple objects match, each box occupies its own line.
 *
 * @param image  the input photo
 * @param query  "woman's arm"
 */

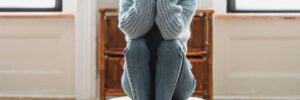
xmin=156 ymin=0 xmax=197 ymax=40
xmin=118 ymin=0 xmax=156 ymax=39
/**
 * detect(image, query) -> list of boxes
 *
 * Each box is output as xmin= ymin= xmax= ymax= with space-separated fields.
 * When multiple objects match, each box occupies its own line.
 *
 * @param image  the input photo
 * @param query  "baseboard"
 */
xmin=215 ymin=96 xmax=300 ymax=100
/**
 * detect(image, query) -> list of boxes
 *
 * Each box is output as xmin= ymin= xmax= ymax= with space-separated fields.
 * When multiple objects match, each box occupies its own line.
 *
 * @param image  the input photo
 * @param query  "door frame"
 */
xmin=75 ymin=0 xmax=98 ymax=99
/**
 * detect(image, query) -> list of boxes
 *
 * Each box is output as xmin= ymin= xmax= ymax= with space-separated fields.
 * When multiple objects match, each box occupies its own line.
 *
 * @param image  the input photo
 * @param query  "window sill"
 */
xmin=215 ymin=13 xmax=300 ymax=20
xmin=0 ymin=12 xmax=74 ymax=18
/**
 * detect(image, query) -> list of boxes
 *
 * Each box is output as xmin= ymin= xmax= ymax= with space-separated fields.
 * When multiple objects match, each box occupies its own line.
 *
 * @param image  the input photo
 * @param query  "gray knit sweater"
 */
xmin=118 ymin=0 xmax=198 ymax=53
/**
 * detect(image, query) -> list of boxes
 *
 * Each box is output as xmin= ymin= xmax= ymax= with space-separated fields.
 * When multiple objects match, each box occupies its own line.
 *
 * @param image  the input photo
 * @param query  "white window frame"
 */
xmin=0 ymin=0 xmax=62 ymax=12
xmin=227 ymin=0 xmax=300 ymax=13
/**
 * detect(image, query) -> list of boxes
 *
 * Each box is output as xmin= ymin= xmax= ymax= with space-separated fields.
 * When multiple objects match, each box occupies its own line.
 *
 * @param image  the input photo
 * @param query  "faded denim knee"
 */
xmin=157 ymin=39 xmax=184 ymax=58
xmin=125 ymin=38 xmax=150 ymax=57
xmin=122 ymin=37 xmax=151 ymax=100
xmin=155 ymin=40 xmax=186 ymax=100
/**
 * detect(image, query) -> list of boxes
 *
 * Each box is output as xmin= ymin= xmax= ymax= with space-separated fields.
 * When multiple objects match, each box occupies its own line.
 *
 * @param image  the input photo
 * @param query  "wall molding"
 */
xmin=75 ymin=0 xmax=97 ymax=99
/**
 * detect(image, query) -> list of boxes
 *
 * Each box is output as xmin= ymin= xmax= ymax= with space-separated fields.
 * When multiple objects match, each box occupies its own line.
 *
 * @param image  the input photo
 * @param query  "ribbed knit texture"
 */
xmin=119 ymin=0 xmax=198 ymax=53
xmin=118 ymin=0 xmax=156 ymax=40
xmin=156 ymin=0 xmax=197 ymax=41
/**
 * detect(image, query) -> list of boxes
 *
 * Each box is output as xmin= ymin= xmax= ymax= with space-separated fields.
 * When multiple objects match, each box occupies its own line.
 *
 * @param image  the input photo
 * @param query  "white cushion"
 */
xmin=109 ymin=96 xmax=204 ymax=100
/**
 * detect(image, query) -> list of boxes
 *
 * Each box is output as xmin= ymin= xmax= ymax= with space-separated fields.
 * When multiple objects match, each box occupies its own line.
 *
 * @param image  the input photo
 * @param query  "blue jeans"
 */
xmin=121 ymin=24 xmax=196 ymax=100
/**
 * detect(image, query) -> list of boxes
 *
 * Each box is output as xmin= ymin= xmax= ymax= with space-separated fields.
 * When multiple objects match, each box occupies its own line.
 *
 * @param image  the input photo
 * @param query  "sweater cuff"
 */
xmin=156 ymin=0 xmax=197 ymax=40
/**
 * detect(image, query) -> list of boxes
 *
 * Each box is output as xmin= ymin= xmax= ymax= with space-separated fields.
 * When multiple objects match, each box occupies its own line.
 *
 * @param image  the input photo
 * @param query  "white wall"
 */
xmin=214 ymin=17 xmax=300 ymax=100
xmin=198 ymin=0 xmax=213 ymax=9
xmin=212 ymin=0 xmax=226 ymax=13
xmin=64 ymin=0 xmax=76 ymax=13
xmin=212 ymin=0 xmax=300 ymax=99
xmin=0 ymin=16 xmax=75 ymax=98
xmin=0 ymin=0 xmax=98 ymax=99
xmin=0 ymin=0 xmax=77 ymax=99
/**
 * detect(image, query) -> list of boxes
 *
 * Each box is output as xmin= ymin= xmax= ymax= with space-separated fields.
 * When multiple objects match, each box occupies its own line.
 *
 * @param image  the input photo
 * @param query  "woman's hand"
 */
xmin=155 ymin=0 xmax=197 ymax=40
xmin=118 ymin=0 xmax=156 ymax=39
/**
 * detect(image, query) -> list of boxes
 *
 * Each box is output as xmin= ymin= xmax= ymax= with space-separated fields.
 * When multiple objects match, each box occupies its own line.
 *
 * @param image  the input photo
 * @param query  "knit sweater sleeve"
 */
xmin=156 ymin=0 xmax=197 ymax=40
xmin=118 ymin=0 xmax=156 ymax=39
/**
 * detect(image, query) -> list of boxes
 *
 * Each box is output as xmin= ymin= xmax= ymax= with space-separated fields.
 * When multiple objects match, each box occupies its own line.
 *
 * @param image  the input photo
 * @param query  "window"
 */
xmin=228 ymin=0 xmax=300 ymax=13
xmin=0 ymin=0 xmax=62 ymax=12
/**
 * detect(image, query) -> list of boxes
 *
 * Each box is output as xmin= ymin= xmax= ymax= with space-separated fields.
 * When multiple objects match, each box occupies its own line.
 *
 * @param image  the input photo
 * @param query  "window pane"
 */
xmin=0 ymin=0 xmax=56 ymax=8
xmin=236 ymin=0 xmax=300 ymax=11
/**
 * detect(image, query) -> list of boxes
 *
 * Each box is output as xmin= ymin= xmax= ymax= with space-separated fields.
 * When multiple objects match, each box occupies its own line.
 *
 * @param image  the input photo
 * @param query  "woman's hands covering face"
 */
xmin=155 ymin=0 xmax=197 ymax=40
xmin=119 ymin=0 xmax=197 ymax=40
xmin=118 ymin=0 xmax=156 ymax=39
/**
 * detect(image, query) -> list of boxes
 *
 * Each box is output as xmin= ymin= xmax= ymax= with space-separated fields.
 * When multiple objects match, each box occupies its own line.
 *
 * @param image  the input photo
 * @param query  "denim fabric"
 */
xmin=121 ymin=24 xmax=196 ymax=100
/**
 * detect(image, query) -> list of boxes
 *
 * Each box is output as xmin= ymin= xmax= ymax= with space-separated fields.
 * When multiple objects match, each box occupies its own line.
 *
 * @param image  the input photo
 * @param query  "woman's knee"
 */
xmin=125 ymin=38 xmax=149 ymax=56
xmin=158 ymin=40 xmax=183 ymax=58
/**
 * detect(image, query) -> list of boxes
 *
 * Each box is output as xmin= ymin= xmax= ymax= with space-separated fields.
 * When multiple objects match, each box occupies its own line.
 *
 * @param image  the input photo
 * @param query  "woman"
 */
xmin=118 ymin=0 xmax=198 ymax=99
